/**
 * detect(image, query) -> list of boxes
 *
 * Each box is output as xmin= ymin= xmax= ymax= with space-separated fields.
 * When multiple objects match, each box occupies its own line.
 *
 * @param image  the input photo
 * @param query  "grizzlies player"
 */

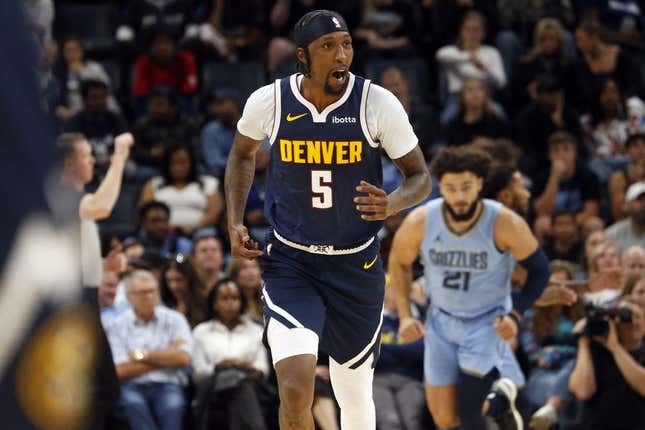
xmin=389 ymin=147 xmax=549 ymax=430
xmin=224 ymin=10 xmax=431 ymax=430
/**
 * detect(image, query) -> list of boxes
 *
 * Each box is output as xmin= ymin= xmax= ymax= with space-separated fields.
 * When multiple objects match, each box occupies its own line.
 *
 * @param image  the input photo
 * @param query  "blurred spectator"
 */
xmin=481 ymin=164 xmax=531 ymax=217
xmin=521 ymin=261 xmax=583 ymax=430
xmin=161 ymin=253 xmax=208 ymax=327
xmin=374 ymin=282 xmax=425 ymax=430
xmin=132 ymin=86 xmax=199 ymax=179
xmin=353 ymin=0 xmax=418 ymax=59
xmin=586 ymin=241 xmax=625 ymax=305
xmin=510 ymin=18 xmax=572 ymax=111
xmin=608 ymin=133 xmax=645 ymax=221
xmin=380 ymin=66 xmax=436 ymax=158
xmin=99 ymin=270 xmax=129 ymax=327
xmin=441 ymin=77 xmax=509 ymax=147
xmin=63 ymin=80 xmax=128 ymax=175
xmin=627 ymin=96 xmax=645 ymax=134
xmin=582 ymin=229 xmax=608 ymax=274
xmin=192 ymin=279 xmax=269 ymax=429
xmin=514 ymin=75 xmax=581 ymax=178
xmin=227 ymin=258 xmax=263 ymax=323
xmin=544 ymin=211 xmax=583 ymax=264
xmin=266 ymin=0 xmax=362 ymax=75
xmin=429 ymin=0 xmax=499 ymax=49
xmin=605 ymin=181 xmax=645 ymax=252
xmin=132 ymin=27 xmax=198 ymax=114
xmin=37 ymin=40 xmax=63 ymax=124
xmin=140 ymin=144 xmax=223 ymax=237
xmin=436 ymin=10 xmax=506 ymax=124
xmin=187 ymin=0 xmax=264 ymax=62
xmin=54 ymin=36 xmax=120 ymax=124
xmin=533 ymin=131 xmax=601 ymax=241
xmin=568 ymin=299 xmax=645 ymax=429
xmin=201 ymin=88 xmax=242 ymax=176
xmin=623 ymin=273 xmax=645 ymax=312
xmin=245 ymin=145 xmax=271 ymax=243
xmin=116 ymin=0 xmax=195 ymax=49
xmin=123 ymin=237 xmax=145 ymax=265
xmin=622 ymin=245 xmax=645 ymax=277
xmin=129 ymin=200 xmax=193 ymax=256
xmin=23 ymin=0 xmax=53 ymax=42
xmin=106 ymin=269 xmax=192 ymax=430
xmin=192 ymin=229 xmax=225 ymax=291
xmin=567 ymin=18 xmax=643 ymax=114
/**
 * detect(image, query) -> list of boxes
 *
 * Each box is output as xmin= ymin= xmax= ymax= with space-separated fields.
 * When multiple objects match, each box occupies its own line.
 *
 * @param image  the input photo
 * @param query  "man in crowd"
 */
xmin=130 ymin=201 xmax=192 ymax=256
xmin=622 ymin=246 xmax=645 ymax=277
xmin=606 ymin=181 xmax=645 ymax=252
xmin=191 ymin=228 xmax=224 ymax=290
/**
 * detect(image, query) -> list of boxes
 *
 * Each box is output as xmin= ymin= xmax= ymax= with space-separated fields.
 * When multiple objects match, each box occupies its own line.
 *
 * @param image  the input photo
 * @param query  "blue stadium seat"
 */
xmin=54 ymin=3 xmax=118 ymax=54
xmin=202 ymin=61 xmax=266 ymax=101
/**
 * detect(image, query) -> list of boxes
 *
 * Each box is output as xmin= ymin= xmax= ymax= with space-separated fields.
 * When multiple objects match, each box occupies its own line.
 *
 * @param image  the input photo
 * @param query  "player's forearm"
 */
xmin=389 ymin=260 xmax=414 ymax=319
xmin=88 ymin=156 xmax=127 ymax=217
xmin=388 ymin=171 xmax=432 ymax=215
xmin=225 ymin=150 xmax=256 ymax=226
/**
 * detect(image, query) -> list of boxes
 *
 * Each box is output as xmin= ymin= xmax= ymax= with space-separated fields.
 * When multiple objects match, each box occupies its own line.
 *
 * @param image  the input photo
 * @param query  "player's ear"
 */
xmin=296 ymin=47 xmax=307 ymax=64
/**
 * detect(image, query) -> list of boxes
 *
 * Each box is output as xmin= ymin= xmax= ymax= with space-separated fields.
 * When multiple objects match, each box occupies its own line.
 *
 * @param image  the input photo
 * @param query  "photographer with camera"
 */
xmin=569 ymin=298 xmax=645 ymax=429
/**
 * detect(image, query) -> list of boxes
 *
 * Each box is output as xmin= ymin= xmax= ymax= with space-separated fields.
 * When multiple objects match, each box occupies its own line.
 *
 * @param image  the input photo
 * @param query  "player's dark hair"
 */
xmin=481 ymin=164 xmax=516 ymax=200
xmin=430 ymin=146 xmax=492 ymax=181
xmin=80 ymin=79 xmax=108 ymax=100
xmin=139 ymin=200 xmax=170 ymax=223
xmin=295 ymin=46 xmax=312 ymax=77
xmin=56 ymin=132 xmax=86 ymax=163
xmin=205 ymin=278 xmax=248 ymax=320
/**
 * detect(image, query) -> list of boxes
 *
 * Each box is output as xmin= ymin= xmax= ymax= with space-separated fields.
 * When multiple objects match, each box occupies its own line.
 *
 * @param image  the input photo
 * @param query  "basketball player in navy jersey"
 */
xmin=389 ymin=147 xmax=550 ymax=430
xmin=224 ymin=10 xmax=431 ymax=430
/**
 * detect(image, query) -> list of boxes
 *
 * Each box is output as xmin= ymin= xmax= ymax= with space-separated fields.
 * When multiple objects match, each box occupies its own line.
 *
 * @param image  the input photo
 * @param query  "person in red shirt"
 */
xmin=132 ymin=26 xmax=198 ymax=115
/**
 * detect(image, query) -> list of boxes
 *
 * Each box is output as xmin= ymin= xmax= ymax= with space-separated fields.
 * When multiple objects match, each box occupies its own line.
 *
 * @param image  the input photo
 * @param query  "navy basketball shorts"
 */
xmin=259 ymin=233 xmax=385 ymax=368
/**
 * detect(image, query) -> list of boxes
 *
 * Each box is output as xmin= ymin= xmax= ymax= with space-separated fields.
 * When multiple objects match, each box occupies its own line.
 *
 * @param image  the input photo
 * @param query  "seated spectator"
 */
xmin=533 ymin=132 xmax=601 ymax=241
xmin=54 ymin=36 xmax=120 ymax=122
xmin=582 ymin=229 xmax=608 ymax=273
xmin=374 ymin=281 xmax=425 ymax=430
xmin=568 ymin=298 xmax=645 ymax=430
xmin=227 ymin=258 xmax=263 ymax=323
xmin=510 ymin=18 xmax=572 ymax=111
xmin=622 ymin=245 xmax=645 ymax=277
xmin=132 ymin=86 xmax=198 ymax=179
xmin=128 ymin=201 xmax=192 ymax=256
xmin=106 ymin=269 xmax=192 ymax=430
xmin=606 ymin=181 xmax=645 ymax=252
xmin=583 ymin=78 xmax=629 ymax=159
xmin=608 ymin=133 xmax=645 ymax=221
xmin=161 ymin=253 xmax=208 ymax=328
xmin=436 ymin=11 xmax=506 ymax=125
xmin=623 ymin=273 xmax=645 ymax=312
xmin=201 ymin=88 xmax=242 ymax=176
xmin=353 ymin=0 xmax=417 ymax=59
xmin=99 ymin=270 xmax=129 ymax=327
xmin=567 ymin=18 xmax=643 ymax=115
xmin=186 ymin=0 xmax=264 ymax=62
xmin=123 ymin=237 xmax=145 ymax=265
xmin=522 ymin=261 xmax=583 ymax=429
xmin=441 ymin=77 xmax=509 ymax=147
xmin=543 ymin=211 xmax=583 ymax=264
xmin=514 ymin=75 xmax=582 ymax=178
xmin=245 ymin=145 xmax=271 ymax=243
xmin=24 ymin=0 xmax=53 ymax=43
xmin=192 ymin=279 xmax=269 ymax=430
xmin=192 ymin=229 xmax=225 ymax=291
xmin=132 ymin=27 xmax=198 ymax=114
xmin=380 ymin=66 xmax=436 ymax=158
xmin=140 ymin=144 xmax=223 ymax=237
xmin=63 ymin=80 xmax=128 ymax=174
xmin=116 ymin=0 xmax=195 ymax=49
xmin=586 ymin=241 xmax=625 ymax=306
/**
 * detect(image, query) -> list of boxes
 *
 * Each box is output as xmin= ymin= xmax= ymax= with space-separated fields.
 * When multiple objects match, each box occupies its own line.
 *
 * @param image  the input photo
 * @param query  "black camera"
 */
xmin=585 ymin=304 xmax=633 ymax=338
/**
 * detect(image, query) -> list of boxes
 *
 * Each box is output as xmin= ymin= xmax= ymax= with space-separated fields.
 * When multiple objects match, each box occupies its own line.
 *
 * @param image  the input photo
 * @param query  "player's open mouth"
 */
xmin=331 ymin=68 xmax=348 ymax=83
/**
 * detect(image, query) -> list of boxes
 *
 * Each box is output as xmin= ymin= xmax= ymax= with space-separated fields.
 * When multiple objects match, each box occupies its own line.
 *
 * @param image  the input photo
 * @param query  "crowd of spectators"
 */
xmin=28 ymin=0 xmax=645 ymax=429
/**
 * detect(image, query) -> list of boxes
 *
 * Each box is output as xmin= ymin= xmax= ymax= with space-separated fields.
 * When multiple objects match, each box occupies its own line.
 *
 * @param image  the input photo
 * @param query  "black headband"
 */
xmin=293 ymin=10 xmax=349 ymax=48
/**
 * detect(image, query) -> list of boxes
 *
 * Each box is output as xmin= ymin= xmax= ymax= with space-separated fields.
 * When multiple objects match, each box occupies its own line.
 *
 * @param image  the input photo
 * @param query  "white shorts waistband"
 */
xmin=273 ymin=230 xmax=374 ymax=255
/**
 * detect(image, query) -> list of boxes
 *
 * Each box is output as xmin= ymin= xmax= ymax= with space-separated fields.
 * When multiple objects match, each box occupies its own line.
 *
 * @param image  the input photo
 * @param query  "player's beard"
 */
xmin=445 ymin=200 xmax=479 ymax=222
xmin=324 ymin=74 xmax=349 ymax=96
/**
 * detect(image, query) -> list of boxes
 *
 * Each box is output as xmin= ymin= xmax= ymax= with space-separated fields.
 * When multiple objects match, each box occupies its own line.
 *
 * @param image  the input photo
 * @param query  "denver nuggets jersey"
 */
xmin=420 ymin=198 xmax=513 ymax=318
xmin=265 ymin=73 xmax=383 ymax=248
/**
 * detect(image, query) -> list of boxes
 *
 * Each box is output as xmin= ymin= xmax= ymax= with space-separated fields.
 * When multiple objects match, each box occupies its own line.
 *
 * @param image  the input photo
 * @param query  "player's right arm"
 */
xmin=388 ymin=205 xmax=427 ymax=342
xmin=79 ymin=133 xmax=133 ymax=220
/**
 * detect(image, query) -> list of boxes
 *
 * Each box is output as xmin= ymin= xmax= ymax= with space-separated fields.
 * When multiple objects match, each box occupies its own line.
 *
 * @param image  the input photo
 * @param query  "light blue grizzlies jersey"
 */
xmin=420 ymin=198 xmax=513 ymax=318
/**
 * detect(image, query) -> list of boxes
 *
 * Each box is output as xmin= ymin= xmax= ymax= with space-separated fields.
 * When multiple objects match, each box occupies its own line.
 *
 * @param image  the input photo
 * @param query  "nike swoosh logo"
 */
xmin=363 ymin=255 xmax=378 ymax=270
xmin=286 ymin=112 xmax=308 ymax=122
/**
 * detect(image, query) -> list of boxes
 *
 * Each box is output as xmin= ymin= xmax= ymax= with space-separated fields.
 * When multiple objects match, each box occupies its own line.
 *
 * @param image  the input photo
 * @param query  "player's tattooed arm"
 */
xmin=225 ymin=132 xmax=264 ymax=259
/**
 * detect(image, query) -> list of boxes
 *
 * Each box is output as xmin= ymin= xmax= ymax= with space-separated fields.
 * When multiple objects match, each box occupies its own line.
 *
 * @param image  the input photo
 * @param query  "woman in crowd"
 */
xmin=622 ymin=273 xmax=645 ymax=313
xmin=227 ymin=258 xmax=264 ymax=323
xmin=139 ymin=144 xmax=224 ymax=237
xmin=581 ymin=229 xmax=608 ymax=274
xmin=160 ymin=253 xmax=208 ymax=327
xmin=436 ymin=10 xmax=506 ymax=125
xmin=608 ymin=133 xmax=645 ymax=221
xmin=192 ymin=279 xmax=270 ymax=430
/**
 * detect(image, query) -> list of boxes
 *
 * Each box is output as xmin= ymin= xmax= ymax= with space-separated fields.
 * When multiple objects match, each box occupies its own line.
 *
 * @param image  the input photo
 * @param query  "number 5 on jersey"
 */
xmin=311 ymin=170 xmax=333 ymax=209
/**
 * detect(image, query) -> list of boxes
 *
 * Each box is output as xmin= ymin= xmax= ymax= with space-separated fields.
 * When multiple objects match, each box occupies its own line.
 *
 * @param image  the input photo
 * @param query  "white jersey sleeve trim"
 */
xmin=236 ymin=82 xmax=275 ymax=141
xmin=359 ymin=79 xmax=378 ymax=148
xmin=366 ymin=84 xmax=419 ymax=160
xmin=269 ymin=79 xmax=281 ymax=145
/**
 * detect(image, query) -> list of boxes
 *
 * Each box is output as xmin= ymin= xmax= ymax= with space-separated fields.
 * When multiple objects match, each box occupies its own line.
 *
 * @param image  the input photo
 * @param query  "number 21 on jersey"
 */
xmin=311 ymin=170 xmax=332 ymax=209
xmin=443 ymin=271 xmax=471 ymax=291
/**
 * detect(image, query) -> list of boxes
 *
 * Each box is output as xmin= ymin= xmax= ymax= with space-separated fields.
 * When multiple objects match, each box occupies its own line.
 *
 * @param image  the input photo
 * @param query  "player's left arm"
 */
xmin=494 ymin=207 xmax=550 ymax=319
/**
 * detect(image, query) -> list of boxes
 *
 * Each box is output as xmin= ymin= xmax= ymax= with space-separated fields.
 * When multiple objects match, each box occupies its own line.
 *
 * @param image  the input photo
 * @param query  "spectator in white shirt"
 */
xmin=436 ymin=10 xmax=506 ymax=125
